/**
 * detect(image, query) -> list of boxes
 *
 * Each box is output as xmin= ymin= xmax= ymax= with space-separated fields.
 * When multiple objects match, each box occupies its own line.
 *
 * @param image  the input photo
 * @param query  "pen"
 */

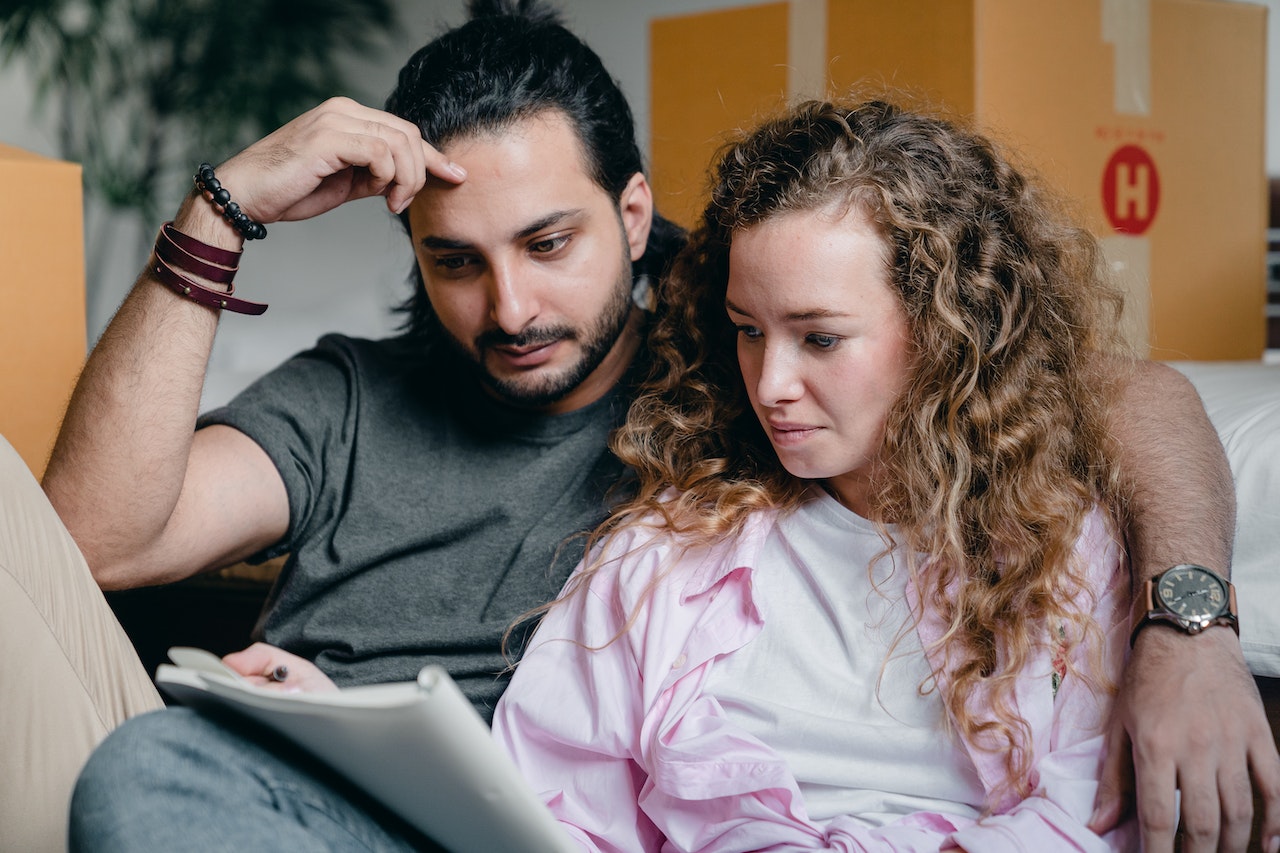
xmin=268 ymin=665 xmax=289 ymax=683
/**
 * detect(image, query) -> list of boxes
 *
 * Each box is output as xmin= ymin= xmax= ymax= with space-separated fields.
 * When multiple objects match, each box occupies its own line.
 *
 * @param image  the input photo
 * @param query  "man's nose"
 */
xmin=488 ymin=262 xmax=539 ymax=334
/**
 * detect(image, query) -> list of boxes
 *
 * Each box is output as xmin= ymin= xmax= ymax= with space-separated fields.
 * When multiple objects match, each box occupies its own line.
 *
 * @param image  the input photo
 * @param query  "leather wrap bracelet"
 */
xmin=150 ymin=222 xmax=268 ymax=315
xmin=161 ymin=221 xmax=242 ymax=267
xmin=152 ymin=255 xmax=268 ymax=315
xmin=155 ymin=224 xmax=236 ymax=284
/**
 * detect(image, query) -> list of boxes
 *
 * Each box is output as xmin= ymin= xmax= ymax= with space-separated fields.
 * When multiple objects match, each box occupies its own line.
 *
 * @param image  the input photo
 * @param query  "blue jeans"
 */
xmin=71 ymin=707 xmax=446 ymax=852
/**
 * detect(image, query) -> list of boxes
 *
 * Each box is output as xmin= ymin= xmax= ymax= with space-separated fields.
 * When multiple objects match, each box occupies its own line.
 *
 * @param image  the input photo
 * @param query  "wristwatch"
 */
xmin=1129 ymin=563 xmax=1238 ymax=647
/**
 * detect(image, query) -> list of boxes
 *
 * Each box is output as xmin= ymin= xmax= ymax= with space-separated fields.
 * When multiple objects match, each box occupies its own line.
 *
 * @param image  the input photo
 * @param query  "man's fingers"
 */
xmin=1252 ymin=731 xmax=1280 ymax=853
xmin=1173 ymin=761 xmax=1226 ymax=853
xmin=423 ymin=143 xmax=466 ymax=182
xmin=375 ymin=130 xmax=466 ymax=214
xmin=309 ymin=98 xmax=463 ymax=213
xmin=1134 ymin=756 xmax=1179 ymax=853
xmin=1216 ymin=762 xmax=1255 ymax=853
xmin=221 ymin=642 xmax=278 ymax=678
xmin=216 ymin=97 xmax=465 ymax=223
xmin=1090 ymin=716 xmax=1135 ymax=832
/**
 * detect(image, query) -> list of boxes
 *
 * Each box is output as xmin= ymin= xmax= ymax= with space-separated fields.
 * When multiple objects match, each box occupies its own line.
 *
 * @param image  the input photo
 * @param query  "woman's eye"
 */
xmin=735 ymin=324 xmax=762 ymax=339
xmin=807 ymin=334 xmax=839 ymax=349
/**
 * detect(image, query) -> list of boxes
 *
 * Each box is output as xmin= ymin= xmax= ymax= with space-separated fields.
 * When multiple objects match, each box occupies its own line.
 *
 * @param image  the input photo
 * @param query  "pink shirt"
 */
xmin=492 ymin=506 xmax=1137 ymax=852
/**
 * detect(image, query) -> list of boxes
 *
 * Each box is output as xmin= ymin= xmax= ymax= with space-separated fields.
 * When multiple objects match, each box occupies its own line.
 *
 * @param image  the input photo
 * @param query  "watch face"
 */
xmin=1154 ymin=566 xmax=1229 ymax=622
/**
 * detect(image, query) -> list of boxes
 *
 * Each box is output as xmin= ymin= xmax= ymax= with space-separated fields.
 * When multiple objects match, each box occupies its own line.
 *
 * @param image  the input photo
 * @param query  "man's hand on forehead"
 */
xmin=207 ymin=98 xmax=468 ymax=226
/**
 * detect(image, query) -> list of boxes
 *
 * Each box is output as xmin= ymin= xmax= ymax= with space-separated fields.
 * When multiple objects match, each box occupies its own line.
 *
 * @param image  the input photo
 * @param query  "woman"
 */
xmin=491 ymin=98 xmax=1137 ymax=851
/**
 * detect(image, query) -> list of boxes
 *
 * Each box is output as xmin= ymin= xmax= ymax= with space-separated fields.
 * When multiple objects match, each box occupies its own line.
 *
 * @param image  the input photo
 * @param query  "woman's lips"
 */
xmin=767 ymin=421 xmax=821 ymax=446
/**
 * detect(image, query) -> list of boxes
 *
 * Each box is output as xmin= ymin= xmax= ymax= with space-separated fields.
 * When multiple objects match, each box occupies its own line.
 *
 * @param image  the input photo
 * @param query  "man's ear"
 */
xmin=618 ymin=172 xmax=654 ymax=263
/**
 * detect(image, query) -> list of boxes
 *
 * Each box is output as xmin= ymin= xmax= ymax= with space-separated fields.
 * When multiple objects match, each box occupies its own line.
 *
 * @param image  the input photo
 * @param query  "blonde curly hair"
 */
xmin=564 ymin=98 xmax=1127 ymax=800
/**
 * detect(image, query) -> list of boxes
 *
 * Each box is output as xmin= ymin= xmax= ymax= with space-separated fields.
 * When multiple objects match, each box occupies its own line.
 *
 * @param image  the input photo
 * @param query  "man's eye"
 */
xmin=434 ymin=255 xmax=471 ymax=271
xmin=530 ymin=235 xmax=570 ymax=254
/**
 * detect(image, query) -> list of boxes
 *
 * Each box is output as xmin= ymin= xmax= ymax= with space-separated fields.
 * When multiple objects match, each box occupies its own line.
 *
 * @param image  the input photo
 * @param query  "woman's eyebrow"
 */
xmin=725 ymin=297 xmax=851 ymax=322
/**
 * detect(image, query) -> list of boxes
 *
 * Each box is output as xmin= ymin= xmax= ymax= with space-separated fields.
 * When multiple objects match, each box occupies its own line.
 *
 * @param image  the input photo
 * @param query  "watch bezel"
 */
xmin=1152 ymin=563 xmax=1231 ymax=627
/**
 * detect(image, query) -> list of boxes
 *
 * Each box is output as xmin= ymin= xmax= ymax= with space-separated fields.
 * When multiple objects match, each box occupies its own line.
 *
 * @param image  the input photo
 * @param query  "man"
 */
xmin=21 ymin=2 xmax=1274 ymax=851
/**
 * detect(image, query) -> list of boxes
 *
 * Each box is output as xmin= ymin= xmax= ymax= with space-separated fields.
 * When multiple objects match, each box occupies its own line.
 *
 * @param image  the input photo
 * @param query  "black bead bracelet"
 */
xmin=194 ymin=163 xmax=268 ymax=241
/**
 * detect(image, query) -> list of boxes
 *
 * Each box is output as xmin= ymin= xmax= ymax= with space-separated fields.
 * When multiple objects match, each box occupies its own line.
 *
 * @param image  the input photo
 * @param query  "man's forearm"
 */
xmin=43 ymin=99 xmax=453 ymax=587
xmin=1088 ymin=358 xmax=1279 ymax=853
xmin=1108 ymin=358 xmax=1235 ymax=589
xmin=42 ymin=198 xmax=243 ymax=581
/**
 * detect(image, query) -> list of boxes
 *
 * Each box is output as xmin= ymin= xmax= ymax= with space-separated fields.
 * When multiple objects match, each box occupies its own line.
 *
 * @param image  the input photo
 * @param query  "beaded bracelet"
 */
xmin=194 ymin=163 xmax=268 ymax=241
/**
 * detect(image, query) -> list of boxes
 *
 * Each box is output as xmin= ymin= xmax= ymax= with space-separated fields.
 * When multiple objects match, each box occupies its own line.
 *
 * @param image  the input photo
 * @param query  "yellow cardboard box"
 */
xmin=651 ymin=0 xmax=1268 ymax=359
xmin=0 ymin=144 xmax=86 ymax=477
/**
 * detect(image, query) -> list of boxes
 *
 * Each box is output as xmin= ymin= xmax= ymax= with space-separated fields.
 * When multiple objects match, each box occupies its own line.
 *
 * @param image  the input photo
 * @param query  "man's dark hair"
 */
xmin=385 ymin=0 xmax=686 ymax=342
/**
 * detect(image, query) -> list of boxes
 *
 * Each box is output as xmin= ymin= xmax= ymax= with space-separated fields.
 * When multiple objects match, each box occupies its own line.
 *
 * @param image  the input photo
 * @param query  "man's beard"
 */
xmin=443 ymin=260 xmax=635 ymax=410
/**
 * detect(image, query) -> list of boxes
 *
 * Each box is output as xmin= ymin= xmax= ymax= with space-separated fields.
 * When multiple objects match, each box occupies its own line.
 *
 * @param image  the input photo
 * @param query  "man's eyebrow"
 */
xmin=418 ymin=208 xmax=586 ymax=252
xmin=419 ymin=235 xmax=471 ymax=251
xmin=514 ymin=209 xmax=584 ymax=241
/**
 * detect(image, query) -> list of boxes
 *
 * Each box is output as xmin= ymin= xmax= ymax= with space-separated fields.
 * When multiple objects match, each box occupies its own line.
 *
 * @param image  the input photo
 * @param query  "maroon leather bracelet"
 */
xmin=161 ymin=221 xmax=242 ymax=266
xmin=152 ymin=255 xmax=268 ymax=315
xmin=155 ymin=226 xmax=236 ymax=284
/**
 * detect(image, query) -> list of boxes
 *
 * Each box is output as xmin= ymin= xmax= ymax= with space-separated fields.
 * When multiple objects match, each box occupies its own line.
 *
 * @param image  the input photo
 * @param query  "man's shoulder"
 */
xmin=268 ymin=332 xmax=445 ymax=398
xmin=307 ymin=332 xmax=428 ymax=369
xmin=200 ymin=332 xmax=443 ymax=430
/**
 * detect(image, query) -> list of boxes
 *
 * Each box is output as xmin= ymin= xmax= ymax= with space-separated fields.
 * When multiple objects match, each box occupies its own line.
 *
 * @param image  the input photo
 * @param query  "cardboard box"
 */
xmin=0 ymin=144 xmax=87 ymax=477
xmin=651 ymin=0 xmax=1268 ymax=359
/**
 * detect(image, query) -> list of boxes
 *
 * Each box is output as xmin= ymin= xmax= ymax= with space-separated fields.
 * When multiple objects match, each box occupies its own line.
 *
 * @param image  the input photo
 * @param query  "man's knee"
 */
xmin=69 ymin=707 xmax=262 ymax=848
xmin=70 ymin=707 xmax=434 ymax=852
xmin=73 ymin=709 xmax=187 ymax=814
xmin=75 ymin=706 xmax=258 ymax=798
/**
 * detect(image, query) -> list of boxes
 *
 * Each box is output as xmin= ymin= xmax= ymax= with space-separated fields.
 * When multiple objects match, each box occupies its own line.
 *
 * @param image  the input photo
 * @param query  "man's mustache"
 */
xmin=476 ymin=326 xmax=575 ymax=350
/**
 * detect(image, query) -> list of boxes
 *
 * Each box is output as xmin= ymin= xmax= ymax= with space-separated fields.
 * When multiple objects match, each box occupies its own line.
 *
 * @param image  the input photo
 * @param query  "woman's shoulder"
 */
xmin=1075 ymin=505 xmax=1124 ymax=565
xmin=584 ymin=500 xmax=780 ymax=602
xmin=1065 ymin=504 xmax=1127 ymax=602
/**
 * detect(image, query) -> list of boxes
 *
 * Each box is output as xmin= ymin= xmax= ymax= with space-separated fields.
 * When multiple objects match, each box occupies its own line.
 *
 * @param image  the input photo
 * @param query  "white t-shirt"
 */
xmin=704 ymin=490 xmax=986 ymax=826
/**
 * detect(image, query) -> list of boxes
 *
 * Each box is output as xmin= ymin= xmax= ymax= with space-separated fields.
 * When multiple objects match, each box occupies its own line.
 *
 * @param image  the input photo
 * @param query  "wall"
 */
xmin=0 ymin=0 xmax=1275 ymax=409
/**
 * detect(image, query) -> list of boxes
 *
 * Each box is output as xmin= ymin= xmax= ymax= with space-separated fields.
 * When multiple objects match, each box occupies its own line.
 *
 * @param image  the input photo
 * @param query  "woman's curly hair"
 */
xmin=569 ymin=97 xmax=1127 ymax=800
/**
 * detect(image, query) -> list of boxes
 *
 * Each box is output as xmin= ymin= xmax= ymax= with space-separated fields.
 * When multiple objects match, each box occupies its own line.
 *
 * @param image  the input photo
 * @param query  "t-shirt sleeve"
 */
xmin=196 ymin=334 xmax=361 ymax=563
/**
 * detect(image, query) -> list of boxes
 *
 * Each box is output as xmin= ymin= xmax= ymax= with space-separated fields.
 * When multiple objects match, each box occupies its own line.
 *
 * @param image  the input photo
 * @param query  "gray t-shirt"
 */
xmin=198 ymin=333 xmax=630 ymax=720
